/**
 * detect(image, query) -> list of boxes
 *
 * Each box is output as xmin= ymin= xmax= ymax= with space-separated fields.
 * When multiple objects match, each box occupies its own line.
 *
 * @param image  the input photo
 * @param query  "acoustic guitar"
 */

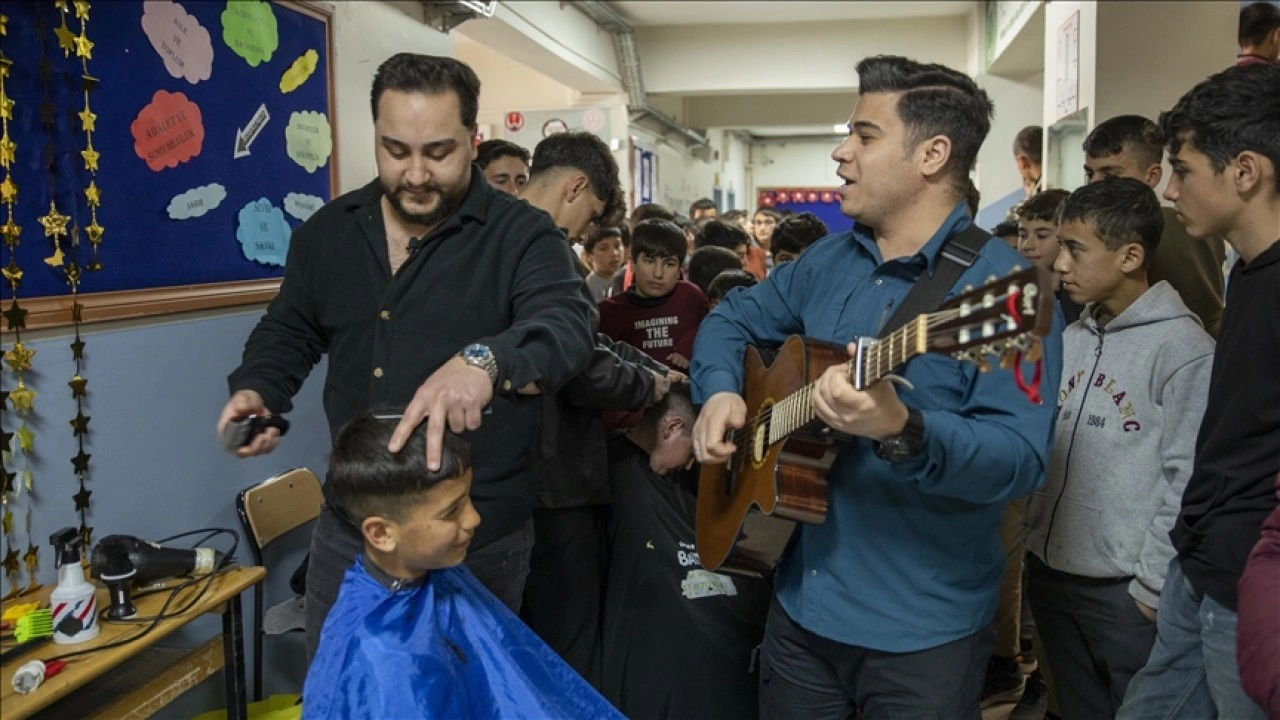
xmin=695 ymin=266 xmax=1057 ymax=576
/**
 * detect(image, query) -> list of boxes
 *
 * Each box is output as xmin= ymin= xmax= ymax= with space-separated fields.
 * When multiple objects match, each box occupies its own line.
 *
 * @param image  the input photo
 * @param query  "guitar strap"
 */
xmin=878 ymin=223 xmax=993 ymax=337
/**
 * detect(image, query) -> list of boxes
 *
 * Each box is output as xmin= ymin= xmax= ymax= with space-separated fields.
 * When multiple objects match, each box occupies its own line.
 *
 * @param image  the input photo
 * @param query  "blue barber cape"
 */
xmin=303 ymin=557 xmax=622 ymax=719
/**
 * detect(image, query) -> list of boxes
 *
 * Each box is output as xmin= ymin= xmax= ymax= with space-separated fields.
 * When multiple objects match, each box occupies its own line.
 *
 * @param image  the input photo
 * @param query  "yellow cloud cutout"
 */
xmin=280 ymin=49 xmax=318 ymax=94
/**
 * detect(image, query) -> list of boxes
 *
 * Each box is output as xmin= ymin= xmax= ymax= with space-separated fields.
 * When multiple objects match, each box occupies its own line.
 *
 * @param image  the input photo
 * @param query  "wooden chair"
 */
xmin=235 ymin=467 xmax=323 ymax=701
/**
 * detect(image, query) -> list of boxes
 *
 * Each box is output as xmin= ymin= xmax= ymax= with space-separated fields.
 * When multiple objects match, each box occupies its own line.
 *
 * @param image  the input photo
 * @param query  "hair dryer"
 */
xmin=91 ymin=535 xmax=225 ymax=620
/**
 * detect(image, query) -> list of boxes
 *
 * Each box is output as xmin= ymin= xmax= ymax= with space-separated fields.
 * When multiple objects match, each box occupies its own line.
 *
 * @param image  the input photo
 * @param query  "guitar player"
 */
xmin=690 ymin=55 xmax=1064 ymax=719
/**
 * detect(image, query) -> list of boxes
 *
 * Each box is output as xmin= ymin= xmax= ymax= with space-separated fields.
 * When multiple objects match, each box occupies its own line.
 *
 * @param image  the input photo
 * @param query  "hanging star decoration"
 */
xmin=71 ymin=450 xmax=91 ymax=475
xmin=0 ymin=92 xmax=11 ymax=121
xmin=70 ymin=413 xmax=89 ymax=436
xmin=80 ymin=144 xmax=98 ymax=171
xmin=1 ymin=218 xmax=18 ymax=247
xmin=1 ymin=509 xmax=11 ymax=536
xmin=3 ymin=342 xmax=34 ymax=373
xmin=70 ymin=337 xmax=85 ymax=360
xmin=0 ymin=175 xmax=14 ymax=203
xmin=38 ymin=201 xmax=69 ymax=240
xmin=85 ymin=180 xmax=99 ymax=207
xmin=53 ymin=17 xmax=75 ymax=57
xmin=3 ymin=302 xmax=26 ymax=330
xmin=68 ymin=374 xmax=87 ymax=398
xmin=1 ymin=259 xmax=21 ymax=287
xmin=2 ymin=547 xmax=19 ymax=577
xmin=23 ymin=542 xmax=40 ymax=592
xmin=77 ymin=106 xmax=95 ymax=132
xmin=73 ymin=0 xmax=90 ymax=21
xmin=0 ymin=134 xmax=14 ymax=167
xmin=7 ymin=383 xmax=35 ymax=412
xmin=14 ymin=424 xmax=33 ymax=453
xmin=73 ymin=486 xmax=91 ymax=511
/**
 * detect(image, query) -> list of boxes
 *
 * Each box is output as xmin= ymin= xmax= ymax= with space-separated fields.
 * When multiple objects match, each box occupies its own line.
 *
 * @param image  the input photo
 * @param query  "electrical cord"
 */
xmin=39 ymin=527 xmax=240 ymax=664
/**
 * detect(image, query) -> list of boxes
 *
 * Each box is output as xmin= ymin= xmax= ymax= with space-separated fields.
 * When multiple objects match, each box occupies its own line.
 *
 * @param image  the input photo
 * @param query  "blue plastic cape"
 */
xmin=303 ymin=557 xmax=623 ymax=719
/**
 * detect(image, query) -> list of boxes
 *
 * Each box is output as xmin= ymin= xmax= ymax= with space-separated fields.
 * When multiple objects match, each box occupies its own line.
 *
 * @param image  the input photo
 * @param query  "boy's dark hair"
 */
xmin=585 ymin=225 xmax=623 ymax=253
xmin=1240 ymin=2 xmax=1280 ymax=48
xmin=632 ymin=203 xmax=676 ymax=226
xmin=695 ymin=219 xmax=751 ymax=252
xmin=1016 ymin=188 xmax=1071 ymax=223
xmin=689 ymin=198 xmax=717 ymax=217
xmin=965 ymin=179 xmax=981 ymax=216
xmin=1159 ymin=64 xmax=1280 ymax=193
xmin=721 ymin=209 xmax=748 ymax=224
xmin=1059 ymin=177 xmax=1164 ymax=270
xmin=1083 ymin=115 xmax=1163 ymax=169
xmin=855 ymin=55 xmax=995 ymax=189
xmin=475 ymin=139 xmax=530 ymax=170
xmin=707 ymin=269 xmax=758 ymax=304
xmin=771 ymin=212 xmax=828 ymax=256
xmin=992 ymin=219 xmax=1021 ymax=240
xmin=1014 ymin=125 xmax=1043 ymax=165
xmin=637 ymin=382 xmax=694 ymax=435
xmin=754 ymin=207 xmax=781 ymax=222
xmin=687 ymin=246 xmax=743 ymax=295
xmin=371 ymin=54 xmax=480 ymax=128
xmin=617 ymin=223 xmax=631 ymax=248
xmin=327 ymin=409 xmax=473 ymax=524
xmin=631 ymin=219 xmax=687 ymax=263
xmin=530 ymin=131 xmax=626 ymax=226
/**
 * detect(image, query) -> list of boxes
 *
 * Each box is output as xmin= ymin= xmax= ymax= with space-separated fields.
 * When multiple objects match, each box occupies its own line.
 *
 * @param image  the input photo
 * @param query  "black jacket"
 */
xmin=228 ymin=172 xmax=595 ymax=546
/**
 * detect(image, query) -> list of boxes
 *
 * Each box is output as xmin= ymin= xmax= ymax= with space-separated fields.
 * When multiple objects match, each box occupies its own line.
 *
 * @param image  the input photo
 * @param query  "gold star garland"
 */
xmin=52 ymin=0 xmax=96 ymax=550
xmin=1 ymin=9 xmax=39 ymax=598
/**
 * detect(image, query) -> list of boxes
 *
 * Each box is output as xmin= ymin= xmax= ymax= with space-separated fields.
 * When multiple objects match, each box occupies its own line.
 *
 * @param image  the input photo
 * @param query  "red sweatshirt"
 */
xmin=1238 ymin=473 xmax=1280 ymax=717
xmin=598 ymin=281 xmax=709 ymax=368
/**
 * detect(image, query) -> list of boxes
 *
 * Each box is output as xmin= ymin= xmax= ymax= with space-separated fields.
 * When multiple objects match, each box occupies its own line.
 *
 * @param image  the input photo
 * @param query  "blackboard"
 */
xmin=0 ymin=0 xmax=335 ymax=328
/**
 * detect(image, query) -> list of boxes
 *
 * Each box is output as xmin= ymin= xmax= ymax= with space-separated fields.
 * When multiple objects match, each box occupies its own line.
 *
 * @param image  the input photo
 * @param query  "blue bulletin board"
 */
xmin=758 ymin=188 xmax=852 ymax=236
xmin=0 ymin=0 xmax=335 ymax=328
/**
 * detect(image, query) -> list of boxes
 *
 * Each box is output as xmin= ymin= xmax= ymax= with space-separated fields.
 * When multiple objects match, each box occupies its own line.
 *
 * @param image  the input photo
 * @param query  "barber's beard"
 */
xmin=383 ymin=180 xmax=467 ymax=228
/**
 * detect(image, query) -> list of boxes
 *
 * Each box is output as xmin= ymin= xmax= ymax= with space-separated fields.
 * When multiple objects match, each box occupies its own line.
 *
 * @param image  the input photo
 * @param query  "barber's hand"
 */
xmin=389 ymin=356 xmax=493 ymax=471
xmin=666 ymin=352 xmax=690 ymax=371
xmin=1136 ymin=599 xmax=1157 ymax=622
xmin=217 ymin=389 xmax=281 ymax=458
xmin=811 ymin=342 xmax=909 ymax=441
xmin=693 ymin=392 xmax=746 ymax=464
xmin=665 ymin=369 xmax=689 ymax=385
xmin=651 ymin=370 xmax=671 ymax=404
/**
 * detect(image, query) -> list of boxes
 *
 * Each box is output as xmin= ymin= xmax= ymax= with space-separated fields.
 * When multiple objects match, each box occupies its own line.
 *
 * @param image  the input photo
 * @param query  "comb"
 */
xmin=15 ymin=609 xmax=53 ymax=643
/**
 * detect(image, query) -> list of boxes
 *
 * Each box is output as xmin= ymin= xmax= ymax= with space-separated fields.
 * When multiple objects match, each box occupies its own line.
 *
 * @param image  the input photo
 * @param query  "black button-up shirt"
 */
xmin=229 ymin=170 xmax=595 ymax=546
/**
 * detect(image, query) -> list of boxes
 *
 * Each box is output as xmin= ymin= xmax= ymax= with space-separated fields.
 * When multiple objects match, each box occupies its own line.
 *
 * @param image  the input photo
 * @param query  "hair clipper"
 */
xmin=219 ymin=414 xmax=290 ymax=452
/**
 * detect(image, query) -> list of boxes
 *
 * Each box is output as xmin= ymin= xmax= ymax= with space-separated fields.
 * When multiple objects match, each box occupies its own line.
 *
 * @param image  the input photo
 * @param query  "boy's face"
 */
xmin=373 ymin=470 xmax=481 ymax=572
xmin=1164 ymin=138 xmax=1239 ymax=240
xmin=588 ymin=235 xmax=624 ymax=277
xmin=482 ymin=155 xmax=529 ymax=196
xmin=1017 ymin=219 xmax=1060 ymax=273
xmin=772 ymin=249 xmax=799 ymax=265
xmin=1053 ymin=219 xmax=1132 ymax=306
xmin=633 ymin=252 xmax=681 ymax=298
xmin=733 ymin=243 xmax=749 ymax=266
xmin=650 ymin=416 xmax=694 ymax=474
xmin=1083 ymin=149 xmax=1159 ymax=187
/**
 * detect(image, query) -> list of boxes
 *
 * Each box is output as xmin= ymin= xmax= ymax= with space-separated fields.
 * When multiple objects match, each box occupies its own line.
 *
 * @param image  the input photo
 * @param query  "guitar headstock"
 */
xmin=923 ymin=266 xmax=1056 ymax=372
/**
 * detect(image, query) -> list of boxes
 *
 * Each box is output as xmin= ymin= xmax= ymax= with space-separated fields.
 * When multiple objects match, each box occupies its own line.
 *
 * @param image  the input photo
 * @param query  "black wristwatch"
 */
xmin=874 ymin=409 xmax=926 ymax=463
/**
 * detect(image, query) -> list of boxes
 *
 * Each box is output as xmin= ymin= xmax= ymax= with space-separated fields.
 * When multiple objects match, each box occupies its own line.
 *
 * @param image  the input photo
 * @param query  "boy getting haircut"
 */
xmin=1026 ymin=177 xmax=1212 ymax=719
xmin=769 ymin=212 xmax=828 ymax=265
xmin=707 ymin=269 xmax=758 ymax=307
xmin=602 ymin=383 xmax=771 ymax=719
xmin=306 ymin=410 xmax=621 ymax=720
xmin=600 ymin=219 xmax=709 ymax=370
xmin=687 ymin=246 xmax=743 ymax=297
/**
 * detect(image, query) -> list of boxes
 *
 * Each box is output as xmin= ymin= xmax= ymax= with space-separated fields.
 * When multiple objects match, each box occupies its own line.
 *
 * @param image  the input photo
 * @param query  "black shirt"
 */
xmin=1171 ymin=239 xmax=1280 ymax=608
xmin=602 ymin=436 xmax=770 ymax=720
xmin=228 ymin=171 xmax=595 ymax=547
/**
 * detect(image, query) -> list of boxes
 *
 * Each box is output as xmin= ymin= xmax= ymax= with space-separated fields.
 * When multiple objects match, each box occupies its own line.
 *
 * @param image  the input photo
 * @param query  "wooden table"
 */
xmin=0 ymin=565 xmax=265 ymax=720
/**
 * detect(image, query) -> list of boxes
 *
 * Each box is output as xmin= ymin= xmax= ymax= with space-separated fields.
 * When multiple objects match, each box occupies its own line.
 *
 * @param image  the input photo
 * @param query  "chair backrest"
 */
xmin=237 ymin=467 xmax=324 ymax=553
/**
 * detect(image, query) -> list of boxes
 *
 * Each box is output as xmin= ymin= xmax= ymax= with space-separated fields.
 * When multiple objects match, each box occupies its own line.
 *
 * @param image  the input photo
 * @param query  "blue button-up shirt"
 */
xmin=691 ymin=202 xmax=1062 ymax=652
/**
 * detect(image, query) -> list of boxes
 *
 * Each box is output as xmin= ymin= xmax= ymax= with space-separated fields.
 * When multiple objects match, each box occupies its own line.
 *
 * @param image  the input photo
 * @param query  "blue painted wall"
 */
xmin=3 ymin=310 xmax=329 ymax=715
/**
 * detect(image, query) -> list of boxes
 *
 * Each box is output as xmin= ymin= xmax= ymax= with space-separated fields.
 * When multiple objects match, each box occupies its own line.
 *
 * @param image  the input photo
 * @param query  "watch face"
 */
xmin=463 ymin=344 xmax=491 ymax=362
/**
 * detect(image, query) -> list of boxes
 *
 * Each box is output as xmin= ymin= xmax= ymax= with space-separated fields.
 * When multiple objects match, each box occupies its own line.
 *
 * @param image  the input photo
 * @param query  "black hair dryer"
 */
xmin=91 ymin=535 xmax=223 ymax=619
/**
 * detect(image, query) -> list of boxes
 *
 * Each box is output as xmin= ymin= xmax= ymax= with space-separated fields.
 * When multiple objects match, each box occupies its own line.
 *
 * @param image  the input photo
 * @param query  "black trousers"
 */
xmin=304 ymin=503 xmax=534 ymax=662
xmin=521 ymin=505 xmax=606 ymax=688
xmin=759 ymin=599 xmax=992 ymax=720
xmin=1025 ymin=553 xmax=1157 ymax=720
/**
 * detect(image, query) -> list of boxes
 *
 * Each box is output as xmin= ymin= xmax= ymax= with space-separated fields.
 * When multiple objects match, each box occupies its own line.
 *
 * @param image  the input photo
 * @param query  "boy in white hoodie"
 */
xmin=1024 ymin=177 xmax=1214 ymax=719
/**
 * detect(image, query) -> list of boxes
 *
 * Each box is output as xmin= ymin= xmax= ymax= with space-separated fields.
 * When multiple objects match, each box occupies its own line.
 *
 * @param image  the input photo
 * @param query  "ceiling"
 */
xmin=611 ymin=1 xmax=977 ymax=27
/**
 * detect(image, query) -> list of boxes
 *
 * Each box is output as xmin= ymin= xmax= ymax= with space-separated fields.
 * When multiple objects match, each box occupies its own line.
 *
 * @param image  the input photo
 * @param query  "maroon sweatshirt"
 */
xmin=598 ymin=281 xmax=709 ymax=369
xmin=1238 ymin=473 xmax=1280 ymax=717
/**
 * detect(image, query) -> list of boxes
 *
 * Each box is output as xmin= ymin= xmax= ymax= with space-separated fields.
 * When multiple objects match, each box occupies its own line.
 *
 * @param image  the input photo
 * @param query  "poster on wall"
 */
xmin=1055 ymin=10 xmax=1080 ymax=120
xmin=632 ymin=139 xmax=656 ymax=207
xmin=502 ymin=108 xmax=615 ymax=152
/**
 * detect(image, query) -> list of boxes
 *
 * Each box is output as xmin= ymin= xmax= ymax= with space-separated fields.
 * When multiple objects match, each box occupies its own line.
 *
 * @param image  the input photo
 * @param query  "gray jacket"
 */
xmin=1026 ymin=281 xmax=1214 ymax=608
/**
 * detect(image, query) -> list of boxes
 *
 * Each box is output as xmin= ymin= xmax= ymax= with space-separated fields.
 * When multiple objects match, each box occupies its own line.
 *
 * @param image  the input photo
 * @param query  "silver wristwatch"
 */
xmin=459 ymin=343 xmax=499 ymax=386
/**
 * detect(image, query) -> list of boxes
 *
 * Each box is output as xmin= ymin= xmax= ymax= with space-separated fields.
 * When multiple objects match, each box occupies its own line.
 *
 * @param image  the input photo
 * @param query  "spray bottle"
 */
xmin=49 ymin=527 xmax=100 ymax=645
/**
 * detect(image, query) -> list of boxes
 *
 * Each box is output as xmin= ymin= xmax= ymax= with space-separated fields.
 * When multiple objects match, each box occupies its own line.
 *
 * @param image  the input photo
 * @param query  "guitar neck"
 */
xmin=767 ymin=318 xmax=926 ymax=444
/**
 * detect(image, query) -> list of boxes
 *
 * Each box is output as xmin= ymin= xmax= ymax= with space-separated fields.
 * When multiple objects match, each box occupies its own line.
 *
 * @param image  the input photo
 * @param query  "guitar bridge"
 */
xmin=853 ymin=336 xmax=879 ymax=390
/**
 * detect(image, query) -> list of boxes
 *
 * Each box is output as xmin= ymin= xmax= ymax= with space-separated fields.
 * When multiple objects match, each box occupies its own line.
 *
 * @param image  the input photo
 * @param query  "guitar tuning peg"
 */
xmin=975 ymin=354 xmax=993 ymax=373
xmin=1025 ymin=341 xmax=1044 ymax=363
xmin=963 ymin=285 xmax=974 ymax=293
xmin=1000 ymin=349 xmax=1017 ymax=370
xmin=986 ymin=275 xmax=997 ymax=284
xmin=1011 ymin=263 xmax=1023 ymax=272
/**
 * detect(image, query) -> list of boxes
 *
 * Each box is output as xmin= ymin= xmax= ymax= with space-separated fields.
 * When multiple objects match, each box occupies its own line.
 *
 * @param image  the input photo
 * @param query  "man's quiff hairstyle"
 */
xmin=855 ymin=55 xmax=995 ymax=190
xmin=530 ymin=131 xmax=626 ymax=227
xmin=1083 ymin=115 xmax=1163 ymax=170
xmin=370 ymin=53 xmax=480 ymax=129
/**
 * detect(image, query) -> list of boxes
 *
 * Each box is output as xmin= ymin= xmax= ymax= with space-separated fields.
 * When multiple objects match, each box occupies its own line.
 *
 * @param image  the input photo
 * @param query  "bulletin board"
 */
xmin=757 ymin=187 xmax=851 ymax=235
xmin=0 ymin=0 xmax=336 ymax=329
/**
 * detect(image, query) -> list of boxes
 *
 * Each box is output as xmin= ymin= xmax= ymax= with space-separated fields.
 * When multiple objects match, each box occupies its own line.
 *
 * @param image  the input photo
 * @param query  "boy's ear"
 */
xmin=1145 ymin=163 xmax=1163 ymax=188
xmin=1119 ymin=242 xmax=1146 ymax=274
xmin=662 ymin=415 xmax=687 ymax=439
xmin=1233 ymin=150 xmax=1271 ymax=196
xmin=568 ymin=173 xmax=590 ymax=202
xmin=362 ymin=515 xmax=398 ymax=554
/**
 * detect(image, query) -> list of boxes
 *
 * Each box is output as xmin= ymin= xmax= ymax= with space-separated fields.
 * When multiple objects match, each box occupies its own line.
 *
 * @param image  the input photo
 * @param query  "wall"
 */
xmin=749 ymin=139 xmax=841 ymax=197
xmin=974 ymin=71 xmax=1044 ymax=208
xmin=1 ymin=2 xmax=451 ymax=715
xmin=632 ymin=127 xmax=748 ymax=215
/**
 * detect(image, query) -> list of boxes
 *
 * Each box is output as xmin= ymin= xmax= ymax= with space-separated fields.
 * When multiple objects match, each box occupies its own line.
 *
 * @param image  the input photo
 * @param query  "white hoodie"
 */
xmin=1026 ymin=281 xmax=1214 ymax=609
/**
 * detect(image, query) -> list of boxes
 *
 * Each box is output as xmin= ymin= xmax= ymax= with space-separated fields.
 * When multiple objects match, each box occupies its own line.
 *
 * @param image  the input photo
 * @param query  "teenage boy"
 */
xmin=1017 ymin=189 xmax=1082 ymax=323
xmin=599 ymin=219 xmax=710 ymax=371
xmin=695 ymin=219 xmax=752 ymax=267
xmin=769 ymin=211 xmax=828 ymax=266
xmin=476 ymin=139 xmax=531 ymax=196
xmin=585 ymin=226 xmax=625 ymax=302
xmin=687 ymin=245 xmax=744 ymax=297
xmin=1082 ymin=114 xmax=1225 ymax=336
xmin=304 ymin=411 xmax=621 ymax=719
xmin=601 ymin=385 xmax=771 ymax=720
xmin=707 ymin=269 xmax=759 ymax=308
xmin=1024 ymin=178 xmax=1214 ymax=719
xmin=1118 ymin=62 xmax=1279 ymax=720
